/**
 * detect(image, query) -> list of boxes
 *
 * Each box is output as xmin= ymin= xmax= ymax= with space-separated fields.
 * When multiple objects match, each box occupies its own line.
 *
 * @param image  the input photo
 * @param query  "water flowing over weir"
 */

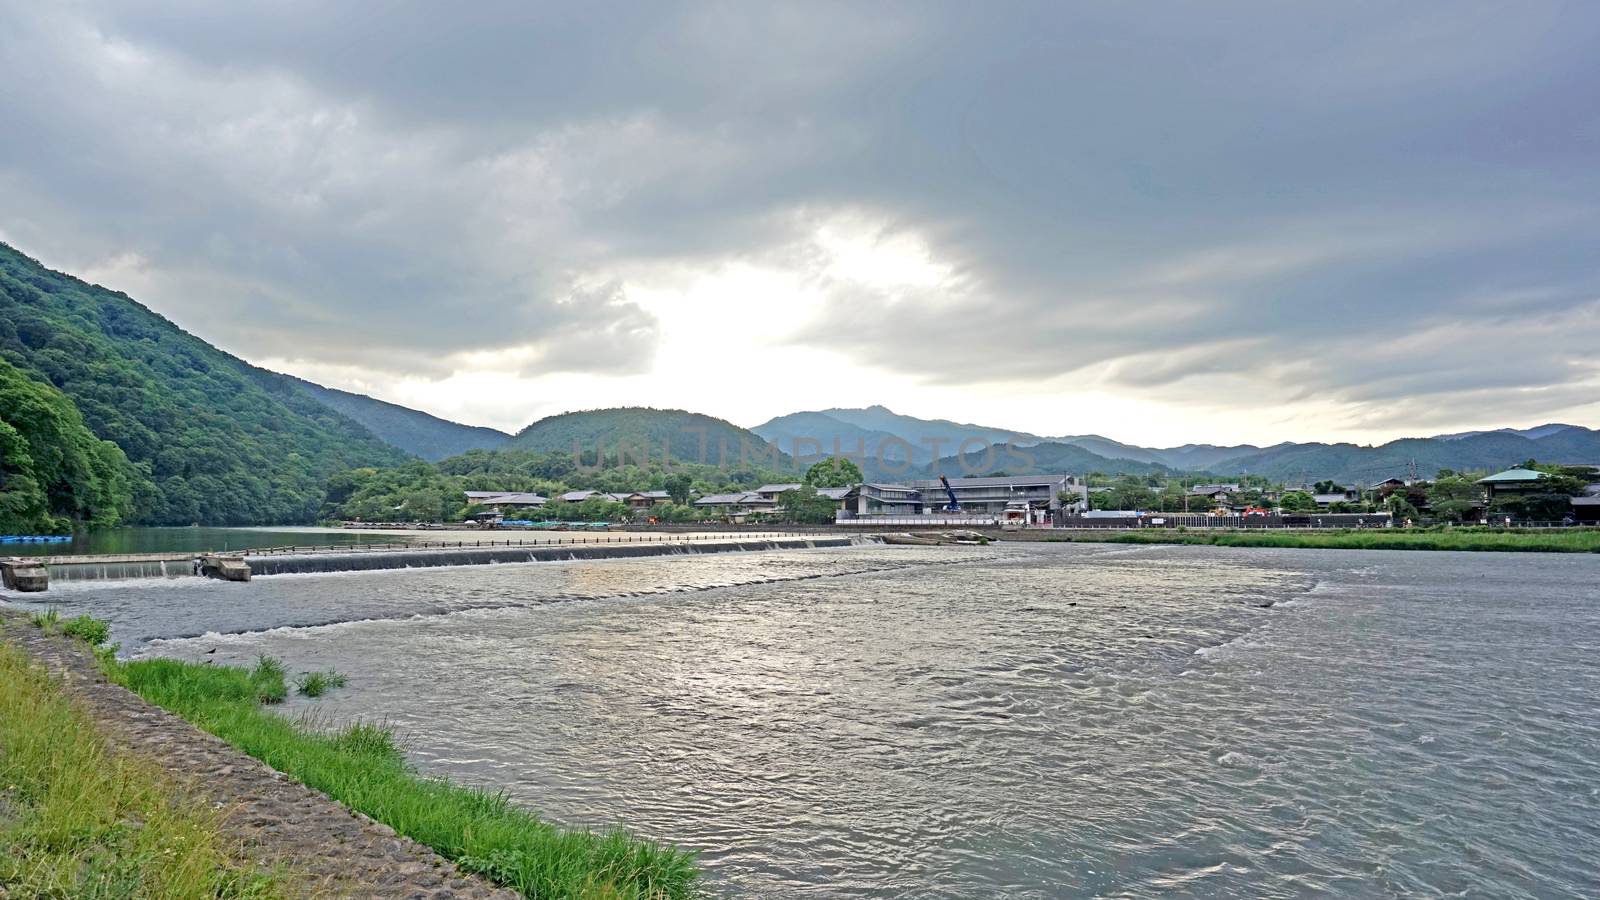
xmin=45 ymin=557 xmax=198 ymax=582
xmin=19 ymin=536 xmax=862 ymax=584
xmin=249 ymin=537 xmax=855 ymax=576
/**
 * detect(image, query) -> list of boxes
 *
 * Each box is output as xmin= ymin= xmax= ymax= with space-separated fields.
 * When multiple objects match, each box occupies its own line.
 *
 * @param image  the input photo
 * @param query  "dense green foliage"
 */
xmin=1427 ymin=476 xmax=1483 ymax=521
xmin=802 ymin=456 xmax=863 ymax=487
xmin=0 ymin=357 xmax=137 ymax=532
xmin=1278 ymin=491 xmax=1317 ymax=512
xmin=0 ymin=242 xmax=407 ymax=525
xmin=324 ymin=448 xmax=789 ymax=523
xmin=287 ymin=376 xmax=510 ymax=461
xmin=777 ymin=487 xmax=838 ymax=523
xmin=109 ymin=654 xmax=699 ymax=899
xmin=510 ymin=407 xmax=789 ymax=470
xmin=1086 ymin=474 xmax=1282 ymax=512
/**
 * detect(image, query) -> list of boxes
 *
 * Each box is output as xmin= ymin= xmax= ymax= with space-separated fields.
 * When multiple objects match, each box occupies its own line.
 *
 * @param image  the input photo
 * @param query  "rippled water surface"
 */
xmin=12 ymin=543 xmax=1600 ymax=897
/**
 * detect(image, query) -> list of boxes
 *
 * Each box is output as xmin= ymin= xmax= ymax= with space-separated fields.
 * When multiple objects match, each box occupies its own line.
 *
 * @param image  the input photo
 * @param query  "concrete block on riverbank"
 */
xmin=1 ymin=559 xmax=49 ymax=592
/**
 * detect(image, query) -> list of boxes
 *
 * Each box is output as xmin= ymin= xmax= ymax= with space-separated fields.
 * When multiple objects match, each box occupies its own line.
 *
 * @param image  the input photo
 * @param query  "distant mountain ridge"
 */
xmin=756 ymin=405 xmax=1598 ymax=482
xmin=286 ymin=377 xmax=510 ymax=461
xmin=1213 ymin=428 xmax=1600 ymax=483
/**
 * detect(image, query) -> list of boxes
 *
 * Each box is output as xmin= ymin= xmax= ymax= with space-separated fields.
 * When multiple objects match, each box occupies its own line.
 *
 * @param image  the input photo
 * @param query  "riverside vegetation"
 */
xmin=12 ymin=611 xmax=699 ymax=899
xmin=0 ymin=627 xmax=280 ymax=897
xmin=1045 ymin=527 xmax=1600 ymax=553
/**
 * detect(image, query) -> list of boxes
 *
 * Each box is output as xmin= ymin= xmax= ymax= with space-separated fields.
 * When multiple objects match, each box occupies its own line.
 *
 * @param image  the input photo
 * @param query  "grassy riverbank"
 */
xmin=1041 ymin=528 xmax=1600 ymax=553
xmin=0 ymin=641 xmax=279 ymax=898
xmin=108 ymin=655 xmax=699 ymax=900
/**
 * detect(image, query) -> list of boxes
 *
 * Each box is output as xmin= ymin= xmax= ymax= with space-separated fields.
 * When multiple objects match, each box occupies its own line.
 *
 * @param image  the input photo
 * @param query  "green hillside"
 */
xmin=0 ymin=242 xmax=407 ymax=525
xmin=915 ymin=440 xmax=1167 ymax=480
xmin=509 ymin=407 xmax=790 ymax=471
xmin=0 ymin=357 xmax=138 ymax=533
xmin=286 ymin=376 xmax=510 ymax=461
xmin=1212 ymin=429 xmax=1600 ymax=483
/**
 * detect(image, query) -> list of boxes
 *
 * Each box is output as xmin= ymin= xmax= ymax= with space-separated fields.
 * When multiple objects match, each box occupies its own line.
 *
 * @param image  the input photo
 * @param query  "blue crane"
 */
xmin=938 ymin=474 xmax=961 ymax=512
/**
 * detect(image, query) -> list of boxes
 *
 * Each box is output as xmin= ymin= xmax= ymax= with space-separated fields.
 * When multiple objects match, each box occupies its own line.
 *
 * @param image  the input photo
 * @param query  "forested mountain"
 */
xmin=753 ymin=410 xmax=922 ymax=463
xmin=763 ymin=405 xmax=1598 ymax=480
xmin=0 ymin=357 xmax=138 ymax=532
xmin=911 ymin=440 xmax=1168 ymax=480
xmin=758 ymin=406 xmax=1050 ymax=465
xmin=0 ymin=242 xmax=406 ymax=525
xmin=757 ymin=406 xmax=1259 ymax=470
xmin=1432 ymin=424 xmax=1580 ymax=442
xmin=286 ymin=377 xmax=510 ymax=461
xmin=510 ymin=407 xmax=790 ymax=470
xmin=1211 ymin=427 xmax=1600 ymax=483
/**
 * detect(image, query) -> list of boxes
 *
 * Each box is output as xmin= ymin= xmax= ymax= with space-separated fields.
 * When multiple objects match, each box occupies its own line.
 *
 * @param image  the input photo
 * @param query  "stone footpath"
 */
xmin=0 ymin=609 xmax=519 ymax=899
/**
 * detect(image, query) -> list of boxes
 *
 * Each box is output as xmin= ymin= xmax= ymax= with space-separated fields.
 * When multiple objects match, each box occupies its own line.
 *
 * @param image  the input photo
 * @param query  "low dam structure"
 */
xmin=4 ymin=535 xmax=862 ymax=590
xmin=246 ymin=536 xmax=855 ymax=576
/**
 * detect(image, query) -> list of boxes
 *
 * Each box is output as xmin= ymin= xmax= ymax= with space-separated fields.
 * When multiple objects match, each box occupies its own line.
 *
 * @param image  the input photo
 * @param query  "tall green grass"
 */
xmin=110 ymin=656 xmax=699 ymax=899
xmin=1045 ymin=528 xmax=1600 ymax=553
xmin=293 ymin=669 xmax=347 ymax=697
xmin=0 ymin=643 xmax=280 ymax=898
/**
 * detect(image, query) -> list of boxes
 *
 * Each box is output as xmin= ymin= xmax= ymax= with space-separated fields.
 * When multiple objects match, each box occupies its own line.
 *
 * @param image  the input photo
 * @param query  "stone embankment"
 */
xmin=0 ymin=608 xmax=518 ymax=899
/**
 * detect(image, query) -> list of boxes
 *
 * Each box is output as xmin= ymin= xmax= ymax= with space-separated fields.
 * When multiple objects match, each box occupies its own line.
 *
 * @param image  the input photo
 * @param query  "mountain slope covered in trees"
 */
xmin=0 ymin=356 xmax=138 ymax=532
xmin=286 ymin=377 xmax=510 ymax=461
xmin=757 ymin=406 xmax=1261 ymax=469
xmin=0 ymin=242 xmax=406 ymax=525
xmin=913 ymin=440 xmax=1168 ymax=480
xmin=510 ymin=407 xmax=790 ymax=470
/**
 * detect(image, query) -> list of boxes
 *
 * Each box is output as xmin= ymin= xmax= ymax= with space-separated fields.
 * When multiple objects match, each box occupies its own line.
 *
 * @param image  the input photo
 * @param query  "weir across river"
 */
xmin=3 ymin=533 xmax=864 ymax=591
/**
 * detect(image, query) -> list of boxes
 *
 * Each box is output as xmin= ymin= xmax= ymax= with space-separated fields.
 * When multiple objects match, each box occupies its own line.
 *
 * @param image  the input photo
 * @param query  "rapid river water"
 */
xmin=9 ymin=543 xmax=1599 ymax=897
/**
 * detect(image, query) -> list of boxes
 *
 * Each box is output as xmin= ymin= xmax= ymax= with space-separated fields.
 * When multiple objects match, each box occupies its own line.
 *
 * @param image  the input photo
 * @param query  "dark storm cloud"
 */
xmin=0 ymin=1 xmax=1596 ymax=424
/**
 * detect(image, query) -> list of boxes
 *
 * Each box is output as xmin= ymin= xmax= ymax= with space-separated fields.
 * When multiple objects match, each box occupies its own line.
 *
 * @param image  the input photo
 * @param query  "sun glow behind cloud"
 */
xmin=5 ymin=2 xmax=1598 ymax=447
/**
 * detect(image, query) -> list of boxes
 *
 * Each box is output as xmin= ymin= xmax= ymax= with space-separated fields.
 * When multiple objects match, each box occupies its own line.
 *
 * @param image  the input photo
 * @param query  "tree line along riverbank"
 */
xmin=0 ymin=610 xmax=700 ymax=899
xmin=1035 ymin=527 xmax=1600 ymax=553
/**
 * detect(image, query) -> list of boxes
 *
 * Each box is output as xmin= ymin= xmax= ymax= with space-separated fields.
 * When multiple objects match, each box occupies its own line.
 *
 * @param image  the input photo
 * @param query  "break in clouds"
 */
xmin=1 ymin=1 xmax=1597 ymax=436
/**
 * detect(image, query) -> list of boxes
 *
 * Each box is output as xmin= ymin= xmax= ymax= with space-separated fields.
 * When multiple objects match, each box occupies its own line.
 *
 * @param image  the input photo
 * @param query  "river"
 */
xmin=0 ymin=525 xmax=429 ymax=557
xmin=8 ymin=542 xmax=1598 ymax=897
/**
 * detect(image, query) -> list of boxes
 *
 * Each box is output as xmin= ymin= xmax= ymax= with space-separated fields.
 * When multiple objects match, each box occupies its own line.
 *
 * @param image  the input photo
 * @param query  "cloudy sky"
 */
xmin=2 ymin=2 xmax=1596 ymax=447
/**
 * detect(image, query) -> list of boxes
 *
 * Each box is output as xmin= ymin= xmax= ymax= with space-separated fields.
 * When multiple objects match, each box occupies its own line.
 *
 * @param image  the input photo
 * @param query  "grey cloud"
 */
xmin=1 ymin=1 xmax=1598 ymax=429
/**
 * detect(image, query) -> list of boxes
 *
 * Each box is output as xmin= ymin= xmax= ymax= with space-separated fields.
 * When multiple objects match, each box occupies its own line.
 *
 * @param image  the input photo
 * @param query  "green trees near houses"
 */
xmin=1278 ymin=491 xmax=1317 ymax=512
xmin=1486 ymin=464 xmax=1588 ymax=521
xmin=803 ymin=456 xmax=864 ymax=487
xmin=1091 ymin=476 xmax=1158 ymax=511
xmin=568 ymin=496 xmax=630 ymax=523
xmin=1385 ymin=494 xmax=1421 ymax=520
xmin=778 ymin=487 xmax=838 ymax=524
xmin=664 ymin=472 xmax=694 ymax=505
xmin=1428 ymin=476 xmax=1482 ymax=522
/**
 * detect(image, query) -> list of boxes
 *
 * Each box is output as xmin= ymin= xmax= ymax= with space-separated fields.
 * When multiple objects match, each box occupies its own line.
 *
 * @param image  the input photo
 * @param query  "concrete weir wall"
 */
xmin=247 ymin=536 xmax=855 ymax=577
